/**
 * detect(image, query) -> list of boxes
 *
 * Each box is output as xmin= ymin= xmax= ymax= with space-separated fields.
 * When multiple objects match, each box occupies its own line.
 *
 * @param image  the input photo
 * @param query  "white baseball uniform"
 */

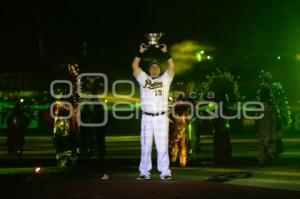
xmin=135 ymin=70 xmax=173 ymax=177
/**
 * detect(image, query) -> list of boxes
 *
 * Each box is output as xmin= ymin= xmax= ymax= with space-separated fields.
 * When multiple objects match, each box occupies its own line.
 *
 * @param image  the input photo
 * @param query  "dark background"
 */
xmin=1 ymin=0 xmax=300 ymax=102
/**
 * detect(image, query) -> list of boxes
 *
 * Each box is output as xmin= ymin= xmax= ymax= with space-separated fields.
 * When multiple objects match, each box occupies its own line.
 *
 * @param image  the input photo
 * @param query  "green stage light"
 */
xmin=170 ymin=40 xmax=215 ymax=74
xmin=196 ymin=51 xmax=202 ymax=62
xmin=208 ymin=102 xmax=215 ymax=108
xmin=134 ymin=102 xmax=141 ymax=109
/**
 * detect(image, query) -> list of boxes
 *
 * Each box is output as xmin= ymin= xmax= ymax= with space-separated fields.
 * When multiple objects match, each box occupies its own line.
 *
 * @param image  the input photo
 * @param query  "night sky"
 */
xmin=1 ymin=0 xmax=300 ymax=100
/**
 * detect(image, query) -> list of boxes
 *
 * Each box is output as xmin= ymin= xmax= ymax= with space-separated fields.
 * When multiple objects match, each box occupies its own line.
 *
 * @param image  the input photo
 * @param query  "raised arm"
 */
xmin=131 ymin=43 xmax=148 ymax=76
xmin=161 ymin=44 xmax=175 ymax=77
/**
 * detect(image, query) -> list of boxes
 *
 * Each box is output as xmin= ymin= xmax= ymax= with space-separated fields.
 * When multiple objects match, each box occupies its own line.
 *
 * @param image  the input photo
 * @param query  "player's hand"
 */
xmin=139 ymin=43 xmax=148 ymax=53
xmin=160 ymin=44 xmax=168 ymax=53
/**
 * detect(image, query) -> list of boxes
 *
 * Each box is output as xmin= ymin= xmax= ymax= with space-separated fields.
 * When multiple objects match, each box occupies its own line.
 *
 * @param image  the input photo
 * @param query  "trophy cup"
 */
xmin=144 ymin=32 xmax=165 ymax=48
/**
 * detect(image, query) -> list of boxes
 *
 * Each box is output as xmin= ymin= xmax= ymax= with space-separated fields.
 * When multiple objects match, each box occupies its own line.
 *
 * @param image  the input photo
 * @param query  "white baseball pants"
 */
xmin=139 ymin=114 xmax=171 ymax=177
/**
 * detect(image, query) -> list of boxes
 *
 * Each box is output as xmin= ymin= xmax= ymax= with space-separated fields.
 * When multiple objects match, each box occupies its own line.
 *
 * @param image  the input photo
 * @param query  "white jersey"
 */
xmin=135 ymin=71 xmax=173 ymax=113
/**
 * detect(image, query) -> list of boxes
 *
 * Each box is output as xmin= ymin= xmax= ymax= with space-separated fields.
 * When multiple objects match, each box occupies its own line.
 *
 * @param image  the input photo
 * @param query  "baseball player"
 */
xmin=132 ymin=43 xmax=175 ymax=180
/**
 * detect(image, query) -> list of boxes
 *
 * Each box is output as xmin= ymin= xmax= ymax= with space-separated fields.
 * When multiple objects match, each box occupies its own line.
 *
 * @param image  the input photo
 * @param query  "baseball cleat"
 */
xmin=160 ymin=175 xmax=172 ymax=180
xmin=137 ymin=175 xmax=150 ymax=180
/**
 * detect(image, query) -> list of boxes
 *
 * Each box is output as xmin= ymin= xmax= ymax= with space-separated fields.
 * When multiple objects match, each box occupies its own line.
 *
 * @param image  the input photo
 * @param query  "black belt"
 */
xmin=143 ymin=111 xmax=166 ymax=116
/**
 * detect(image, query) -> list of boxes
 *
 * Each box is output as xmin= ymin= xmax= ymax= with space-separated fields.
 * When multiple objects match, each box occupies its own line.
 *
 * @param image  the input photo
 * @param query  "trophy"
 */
xmin=144 ymin=32 xmax=165 ymax=48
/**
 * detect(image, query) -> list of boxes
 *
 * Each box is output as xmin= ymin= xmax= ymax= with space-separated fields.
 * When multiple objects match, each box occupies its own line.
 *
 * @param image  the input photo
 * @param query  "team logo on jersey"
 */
xmin=143 ymin=79 xmax=163 ymax=89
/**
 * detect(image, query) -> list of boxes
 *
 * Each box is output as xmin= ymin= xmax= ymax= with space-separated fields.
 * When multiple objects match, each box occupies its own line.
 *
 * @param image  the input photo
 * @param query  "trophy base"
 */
xmin=142 ymin=44 xmax=163 ymax=49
